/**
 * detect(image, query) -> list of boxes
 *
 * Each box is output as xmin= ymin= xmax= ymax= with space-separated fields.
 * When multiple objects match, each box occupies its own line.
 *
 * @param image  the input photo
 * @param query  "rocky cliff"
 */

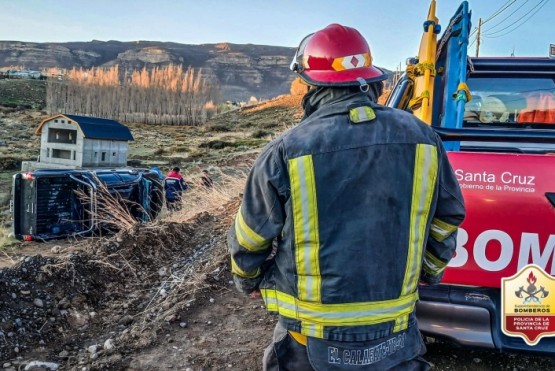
xmin=0 ymin=40 xmax=297 ymax=102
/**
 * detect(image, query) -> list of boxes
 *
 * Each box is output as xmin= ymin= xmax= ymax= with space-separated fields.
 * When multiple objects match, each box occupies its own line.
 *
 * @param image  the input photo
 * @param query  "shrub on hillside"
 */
xmin=206 ymin=123 xmax=233 ymax=132
xmin=251 ymin=129 xmax=272 ymax=139
xmin=261 ymin=121 xmax=278 ymax=129
xmin=198 ymin=140 xmax=235 ymax=150
xmin=0 ymin=156 xmax=19 ymax=170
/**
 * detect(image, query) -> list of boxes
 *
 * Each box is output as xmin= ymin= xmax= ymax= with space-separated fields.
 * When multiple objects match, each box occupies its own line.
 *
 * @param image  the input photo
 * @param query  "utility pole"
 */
xmin=475 ymin=17 xmax=482 ymax=57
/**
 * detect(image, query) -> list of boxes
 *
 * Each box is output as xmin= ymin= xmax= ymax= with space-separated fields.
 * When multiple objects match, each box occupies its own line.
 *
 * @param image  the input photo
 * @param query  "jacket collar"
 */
xmin=302 ymin=86 xmax=381 ymax=119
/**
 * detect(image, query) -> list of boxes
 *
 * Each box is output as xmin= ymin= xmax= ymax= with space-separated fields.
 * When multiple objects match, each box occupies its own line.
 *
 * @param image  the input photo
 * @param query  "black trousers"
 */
xmin=262 ymin=322 xmax=431 ymax=371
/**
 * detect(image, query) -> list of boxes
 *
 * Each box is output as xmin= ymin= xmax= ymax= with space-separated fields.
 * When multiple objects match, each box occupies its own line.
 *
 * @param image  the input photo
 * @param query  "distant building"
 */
xmin=22 ymin=114 xmax=134 ymax=171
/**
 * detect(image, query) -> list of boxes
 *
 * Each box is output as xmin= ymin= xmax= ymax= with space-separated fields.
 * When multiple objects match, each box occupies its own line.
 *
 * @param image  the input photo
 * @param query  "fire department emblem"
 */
xmin=501 ymin=264 xmax=555 ymax=345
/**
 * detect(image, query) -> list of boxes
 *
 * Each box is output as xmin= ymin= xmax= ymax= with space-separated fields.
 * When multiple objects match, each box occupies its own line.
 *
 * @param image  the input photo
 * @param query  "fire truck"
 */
xmin=388 ymin=1 xmax=555 ymax=355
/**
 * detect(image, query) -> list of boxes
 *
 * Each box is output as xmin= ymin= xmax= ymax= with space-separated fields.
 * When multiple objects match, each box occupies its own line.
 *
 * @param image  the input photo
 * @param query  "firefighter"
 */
xmin=228 ymin=23 xmax=465 ymax=370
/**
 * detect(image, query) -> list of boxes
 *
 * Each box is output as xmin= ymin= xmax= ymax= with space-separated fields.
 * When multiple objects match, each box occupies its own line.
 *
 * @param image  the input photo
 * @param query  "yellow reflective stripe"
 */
xmin=230 ymin=256 xmax=261 ymax=279
xmin=234 ymin=209 xmax=270 ymax=251
xmin=349 ymin=106 xmax=376 ymax=123
xmin=394 ymin=314 xmax=409 ymax=332
xmin=260 ymin=289 xmax=418 ymax=327
xmin=430 ymin=217 xmax=457 ymax=242
xmin=302 ymin=322 xmax=324 ymax=338
xmin=261 ymin=288 xmax=279 ymax=312
xmin=289 ymin=155 xmax=321 ymax=303
xmin=402 ymin=144 xmax=438 ymax=295
xmin=423 ymin=250 xmax=447 ymax=276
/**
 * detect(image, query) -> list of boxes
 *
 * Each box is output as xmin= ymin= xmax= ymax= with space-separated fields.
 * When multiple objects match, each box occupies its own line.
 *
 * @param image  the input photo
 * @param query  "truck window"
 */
xmin=464 ymin=77 xmax=555 ymax=126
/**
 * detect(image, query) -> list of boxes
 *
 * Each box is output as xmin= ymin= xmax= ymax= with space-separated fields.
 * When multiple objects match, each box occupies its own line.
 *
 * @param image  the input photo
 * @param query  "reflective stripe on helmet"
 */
xmin=331 ymin=53 xmax=371 ymax=71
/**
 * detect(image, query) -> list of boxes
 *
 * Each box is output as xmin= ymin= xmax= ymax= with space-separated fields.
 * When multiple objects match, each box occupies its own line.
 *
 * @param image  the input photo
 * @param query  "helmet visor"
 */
xmin=290 ymin=33 xmax=314 ymax=72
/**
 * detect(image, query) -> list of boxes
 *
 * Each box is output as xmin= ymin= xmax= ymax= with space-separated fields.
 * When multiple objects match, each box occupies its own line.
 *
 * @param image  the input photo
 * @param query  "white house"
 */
xmin=24 ymin=114 xmax=134 ymax=170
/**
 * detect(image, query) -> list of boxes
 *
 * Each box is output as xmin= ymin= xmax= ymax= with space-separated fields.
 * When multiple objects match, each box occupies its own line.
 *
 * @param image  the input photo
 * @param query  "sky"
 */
xmin=1 ymin=0 xmax=554 ymax=70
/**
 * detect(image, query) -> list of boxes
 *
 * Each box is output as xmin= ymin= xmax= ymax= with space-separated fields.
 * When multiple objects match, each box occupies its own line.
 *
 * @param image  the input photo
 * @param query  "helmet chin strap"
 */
xmin=356 ymin=77 xmax=370 ymax=93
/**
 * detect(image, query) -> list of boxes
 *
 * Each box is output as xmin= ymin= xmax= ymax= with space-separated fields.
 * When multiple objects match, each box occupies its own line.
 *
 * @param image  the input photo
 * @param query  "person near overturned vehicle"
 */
xmin=228 ymin=23 xmax=465 ymax=370
xmin=164 ymin=166 xmax=187 ymax=211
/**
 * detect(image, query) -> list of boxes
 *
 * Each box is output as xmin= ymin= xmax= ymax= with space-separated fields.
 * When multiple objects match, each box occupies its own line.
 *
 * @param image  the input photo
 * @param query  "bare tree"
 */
xmin=46 ymin=64 xmax=220 ymax=126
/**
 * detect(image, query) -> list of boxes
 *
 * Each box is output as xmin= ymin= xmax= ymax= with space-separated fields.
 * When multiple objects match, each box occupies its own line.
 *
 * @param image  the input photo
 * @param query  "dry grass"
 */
xmin=75 ymin=177 xmax=158 ymax=233
xmin=0 ymin=225 xmax=18 ymax=250
xmin=164 ymin=168 xmax=248 ymax=223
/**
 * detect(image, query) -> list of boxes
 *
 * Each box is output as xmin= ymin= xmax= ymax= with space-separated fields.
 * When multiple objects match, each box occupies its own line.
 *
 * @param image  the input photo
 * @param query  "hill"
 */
xmin=0 ymin=40 xmax=297 ymax=102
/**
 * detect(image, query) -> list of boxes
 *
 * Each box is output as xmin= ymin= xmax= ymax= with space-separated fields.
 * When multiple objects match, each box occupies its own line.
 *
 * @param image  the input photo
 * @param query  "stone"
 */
xmin=68 ymin=312 xmax=89 ymax=328
xmin=118 ymin=315 xmax=134 ymax=326
xmin=33 ymin=298 xmax=44 ymax=308
xmin=103 ymin=338 xmax=115 ymax=351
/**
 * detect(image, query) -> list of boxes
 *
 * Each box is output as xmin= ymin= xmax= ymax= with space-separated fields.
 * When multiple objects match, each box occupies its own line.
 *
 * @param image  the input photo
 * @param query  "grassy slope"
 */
xmin=0 ymin=79 xmax=46 ymax=109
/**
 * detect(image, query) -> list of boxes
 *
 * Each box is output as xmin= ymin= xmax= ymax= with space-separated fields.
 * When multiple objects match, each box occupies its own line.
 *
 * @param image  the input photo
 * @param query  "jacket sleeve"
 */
xmin=228 ymin=142 xmax=287 ymax=294
xmin=421 ymin=139 xmax=466 ymax=285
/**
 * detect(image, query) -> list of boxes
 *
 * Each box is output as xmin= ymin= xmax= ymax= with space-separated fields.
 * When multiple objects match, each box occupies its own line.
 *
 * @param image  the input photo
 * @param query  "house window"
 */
xmin=47 ymin=148 xmax=50 ymax=157
xmin=112 ymin=152 xmax=116 ymax=156
xmin=61 ymin=120 xmax=65 ymax=123
xmin=72 ymin=151 xmax=76 ymax=160
xmin=52 ymin=149 xmax=71 ymax=159
xmin=94 ymin=152 xmax=98 ymax=158
xmin=48 ymin=129 xmax=77 ymax=144
xmin=101 ymin=152 xmax=106 ymax=161
xmin=54 ymin=119 xmax=58 ymax=123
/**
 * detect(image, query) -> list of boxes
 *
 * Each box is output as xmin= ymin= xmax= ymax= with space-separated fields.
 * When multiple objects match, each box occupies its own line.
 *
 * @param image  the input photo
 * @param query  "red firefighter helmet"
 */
xmin=290 ymin=24 xmax=387 ymax=87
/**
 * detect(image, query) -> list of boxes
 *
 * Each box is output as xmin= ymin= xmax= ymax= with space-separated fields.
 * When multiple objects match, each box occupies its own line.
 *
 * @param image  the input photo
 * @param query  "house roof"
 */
xmin=36 ymin=114 xmax=134 ymax=141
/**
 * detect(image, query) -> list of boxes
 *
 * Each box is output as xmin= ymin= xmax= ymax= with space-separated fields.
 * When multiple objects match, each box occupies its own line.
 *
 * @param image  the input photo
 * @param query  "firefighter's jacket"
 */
xmin=228 ymin=88 xmax=465 ymax=342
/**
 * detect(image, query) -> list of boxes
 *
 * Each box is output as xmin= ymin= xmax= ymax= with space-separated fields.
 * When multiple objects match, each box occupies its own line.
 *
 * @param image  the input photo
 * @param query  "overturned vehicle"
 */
xmin=11 ymin=168 xmax=164 ymax=241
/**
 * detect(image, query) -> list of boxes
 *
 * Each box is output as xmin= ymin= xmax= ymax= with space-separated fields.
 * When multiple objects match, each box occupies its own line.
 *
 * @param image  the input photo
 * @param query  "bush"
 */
xmin=152 ymin=148 xmax=167 ymax=156
xmin=238 ymin=121 xmax=254 ymax=128
xmin=171 ymin=145 xmax=190 ymax=153
xmin=206 ymin=123 xmax=233 ymax=132
xmin=234 ymin=139 xmax=267 ymax=148
xmin=198 ymin=140 xmax=235 ymax=150
xmin=251 ymin=129 xmax=272 ymax=139
xmin=261 ymin=121 xmax=278 ymax=129
xmin=0 ymin=157 xmax=20 ymax=170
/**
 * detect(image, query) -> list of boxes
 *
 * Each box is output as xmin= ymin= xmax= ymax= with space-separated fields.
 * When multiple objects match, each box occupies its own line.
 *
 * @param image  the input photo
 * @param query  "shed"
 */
xmin=34 ymin=114 xmax=134 ymax=168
